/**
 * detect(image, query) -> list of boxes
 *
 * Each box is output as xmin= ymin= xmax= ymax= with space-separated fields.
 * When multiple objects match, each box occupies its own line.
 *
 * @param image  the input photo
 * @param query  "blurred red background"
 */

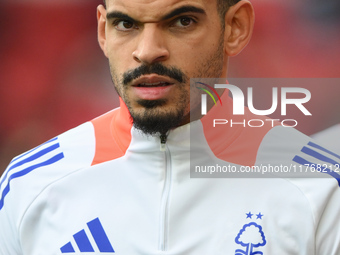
xmin=1 ymin=0 xmax=340 ymax=173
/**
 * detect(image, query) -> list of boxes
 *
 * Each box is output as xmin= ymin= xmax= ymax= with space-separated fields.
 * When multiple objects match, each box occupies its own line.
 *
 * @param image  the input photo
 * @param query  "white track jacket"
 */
xmin=1 ymin=93 xmax=340 ymax=255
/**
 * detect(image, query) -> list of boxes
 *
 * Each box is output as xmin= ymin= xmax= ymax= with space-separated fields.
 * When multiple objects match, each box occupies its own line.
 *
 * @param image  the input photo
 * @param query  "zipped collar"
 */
xmin=92 ymin=90 xmax=275 ymax=167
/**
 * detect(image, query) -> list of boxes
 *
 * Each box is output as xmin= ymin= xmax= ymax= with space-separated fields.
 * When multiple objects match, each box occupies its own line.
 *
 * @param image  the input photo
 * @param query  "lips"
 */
xmin=131 ymin=75 xmax=175 ymax=100
xmin=136 ymin=81 xmax=172 ymax=87
xmin=132 ymin=75 xmax=175 ymax=87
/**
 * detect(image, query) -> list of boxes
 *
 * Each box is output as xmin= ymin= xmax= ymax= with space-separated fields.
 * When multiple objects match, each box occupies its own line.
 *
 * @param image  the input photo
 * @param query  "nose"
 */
xmin=132 ymin=24 xmax=170 ymax=65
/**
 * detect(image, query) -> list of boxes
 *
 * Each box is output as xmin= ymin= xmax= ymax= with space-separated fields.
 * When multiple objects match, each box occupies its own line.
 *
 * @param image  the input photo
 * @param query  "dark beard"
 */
xmin=120 ymin=63 xmax=188 ymax=135
xmin=131 ymin=99 xmax=186 ymax=135
xmin=109 ymin=29 xmax=225 ymax=135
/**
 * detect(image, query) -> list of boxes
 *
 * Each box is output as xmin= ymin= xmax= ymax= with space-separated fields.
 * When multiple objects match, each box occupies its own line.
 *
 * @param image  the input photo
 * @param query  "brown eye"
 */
xmin=179 ymin=17 xmax=192 ymax=26
xmin=172 ymin=16 xmax=196 ymax=28
xmin=122 ymin=21 xmax=133 ymax=29
xmin=115 ymin=20 xmax=136 ymax=31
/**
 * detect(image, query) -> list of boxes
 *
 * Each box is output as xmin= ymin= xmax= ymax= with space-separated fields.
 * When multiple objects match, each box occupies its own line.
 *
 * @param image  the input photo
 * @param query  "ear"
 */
xmin=97 ymin=5 xmax=108 ymax=57
xmin=224 ymin=0 xmax=255 ymax=56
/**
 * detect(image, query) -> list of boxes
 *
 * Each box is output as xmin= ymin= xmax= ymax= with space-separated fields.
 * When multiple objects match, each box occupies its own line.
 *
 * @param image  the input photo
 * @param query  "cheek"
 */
xmin=167 ymin=35 xmax=204 ymax=63
xmin=107 ymin=52 xmax=128 ymax=75
xmin=106 ymin=38 xmax=134 ymax=71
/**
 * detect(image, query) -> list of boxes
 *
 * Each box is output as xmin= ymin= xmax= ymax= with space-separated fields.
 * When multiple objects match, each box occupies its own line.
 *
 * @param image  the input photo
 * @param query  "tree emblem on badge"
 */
xmin=235 ymin=222 xmax=266 ymax=255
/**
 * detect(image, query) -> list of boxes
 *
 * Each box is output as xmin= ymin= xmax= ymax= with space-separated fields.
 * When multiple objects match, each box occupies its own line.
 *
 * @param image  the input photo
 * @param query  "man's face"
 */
xmin=102 ymin=0 xmax=227 ymax=135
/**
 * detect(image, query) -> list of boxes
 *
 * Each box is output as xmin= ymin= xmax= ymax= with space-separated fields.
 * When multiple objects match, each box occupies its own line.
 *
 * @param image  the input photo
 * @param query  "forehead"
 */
xmin=106 ymin=0 xmax=218 ymax=20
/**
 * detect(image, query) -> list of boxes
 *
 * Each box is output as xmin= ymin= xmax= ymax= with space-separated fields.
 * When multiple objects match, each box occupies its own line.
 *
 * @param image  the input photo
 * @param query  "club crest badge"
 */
xmin=235 ymin=212 xmax=266 ymax=255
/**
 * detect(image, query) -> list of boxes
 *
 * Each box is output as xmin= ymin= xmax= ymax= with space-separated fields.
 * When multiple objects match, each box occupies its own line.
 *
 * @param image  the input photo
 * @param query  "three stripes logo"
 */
xmin=293 ymin=141 xmax=340 ymax=186
xmin=60 ymin=218 xmax=115 ymax=253
xmin=196 ymin=82 xmax=223 ymax=115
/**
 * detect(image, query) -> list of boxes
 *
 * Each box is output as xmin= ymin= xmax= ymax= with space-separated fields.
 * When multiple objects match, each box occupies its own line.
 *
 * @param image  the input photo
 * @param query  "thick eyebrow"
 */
xmin=161 ymin=5 xmax=206 ymax=20
xmin=106 ymin=5 xmax=206 ymax=23
xmin=106 ymin=11 xmax=136 ymax=22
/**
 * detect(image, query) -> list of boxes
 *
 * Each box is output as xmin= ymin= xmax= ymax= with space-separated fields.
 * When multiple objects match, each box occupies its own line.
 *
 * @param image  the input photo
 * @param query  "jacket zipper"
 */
xmin=159 ymin=134 xmax=172 ymax=251
xmin=160 ymin=133 xmax=167 ymax=152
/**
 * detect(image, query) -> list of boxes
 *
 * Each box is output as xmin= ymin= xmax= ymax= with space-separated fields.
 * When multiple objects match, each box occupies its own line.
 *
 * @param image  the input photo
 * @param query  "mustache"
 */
xmin=122 ymin=63 xmax=186 ymax=85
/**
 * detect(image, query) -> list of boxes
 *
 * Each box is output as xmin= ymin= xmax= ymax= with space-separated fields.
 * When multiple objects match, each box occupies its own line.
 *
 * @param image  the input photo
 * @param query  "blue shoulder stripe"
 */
xmin=10 ymin=137 xmax=58 ymax=164
xmin=293 ymin=141 xmax=340 ymax=187
xmin=301 ymin=146 xmax=339 ymax=167
xmin=0 ymin=138 xmax=64 ymax=211
xmin=308 ymin=141 xmax=340 ymax=160
xmin=0 ymin=153 xmax=64 ymax=210
xmin=0 ymin=143 xmax=60 ymax=191
xmin=293 ymin=155 xmax=340 ymax=187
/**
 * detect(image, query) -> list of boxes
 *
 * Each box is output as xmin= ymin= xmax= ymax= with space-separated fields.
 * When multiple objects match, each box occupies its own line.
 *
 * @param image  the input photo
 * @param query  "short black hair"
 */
xmin=102 ymin=0 xmax=240 ymax=28
xmin=102 ymin=0 xmax=241 ymax=14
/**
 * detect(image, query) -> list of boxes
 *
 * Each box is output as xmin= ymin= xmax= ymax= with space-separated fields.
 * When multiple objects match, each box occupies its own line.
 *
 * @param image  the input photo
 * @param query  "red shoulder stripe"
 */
xmin=90 ymin=98 xmax=133 ymax=166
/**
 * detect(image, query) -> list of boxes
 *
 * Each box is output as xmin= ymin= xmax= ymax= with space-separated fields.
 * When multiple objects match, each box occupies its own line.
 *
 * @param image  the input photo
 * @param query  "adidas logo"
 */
xmin=60 ymin=218 xmax=115 ymax=253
